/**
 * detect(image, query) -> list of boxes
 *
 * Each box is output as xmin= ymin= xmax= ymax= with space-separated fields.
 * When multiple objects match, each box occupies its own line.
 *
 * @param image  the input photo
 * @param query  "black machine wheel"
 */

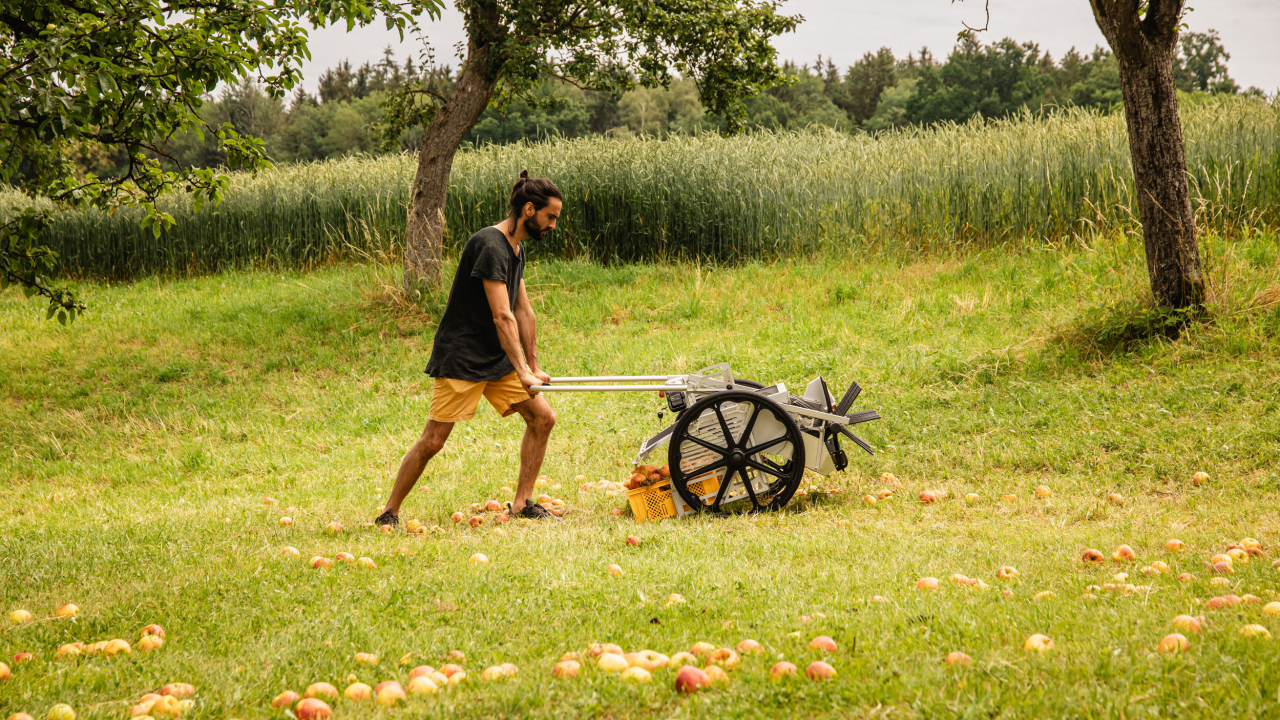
xmin=668 ymin=390 xmax=806 ymax=514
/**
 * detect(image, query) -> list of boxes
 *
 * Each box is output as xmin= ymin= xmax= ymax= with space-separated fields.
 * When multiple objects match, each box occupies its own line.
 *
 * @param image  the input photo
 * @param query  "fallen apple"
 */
xmin=944 ymin=651 xmax=971 ymax=666
xmin=47 ymin=705 xmax=75 ymax=720
xmin=406 ymin=675 xmax=438 ymax=695
xmin=1263 ymin=602 xmax=1280 ymax=617
xmin=357 ymin=557 xmax=376 ymax=569
xmin=1242 ymin=594 xmax=1262 ymax=604
xmin=1152 ymin=561 xmax=1170 ymax=573
xmin=768 ymin=661 xmax=798 ymax=681
xmin=404 ymin=519 xmax=424 ymax=533
xmin=918 ymin=491 xmax=937 ymax=504
xmin=1191 ymin=471 xmax=1210 ymax=486
xmin=354 ymin=652 xmax=377 ymax=665
xmin=607 ymin=564 xmax=624 ymax=577
xmin=0 ymin=661 xmax=8 ymax=681
xmin=54 ymin=604 xmax=78 ymax=618
xmin=806 ymin=661 xmax=836 ymax=680
xmin=439 ymin=663 xmax=464 ymax=677
xmin=304 ymin=682 xmax=339 ymax=700
xmin=485 ymin=500 xmax=503 ymax=512
xmin=335 ymin=552 xmax=355 ymax=562
xmin=1001 ymin=494 xmax=1017 ymax=503
xmin=279 ymin=517 xmax=293 ymax=527
xmin=704 ymin=665 xmax=729 ymax=685
xmin=282 ymin=546 xmax=301 ymax=557
xmin=1177 ymin=573 xmax=1195 ymax=582
xmin=294 ymin=698 xmax=331 ymax=720
xmin=374 ymin=681 xmax=406 ymax=706
xmin=271 ymin=691 xmax=300 ymax=709
xmin=469 ymin=553 xmax=489 ymax=565
xmin=631 ymin=650 xmax=669 ymax=671
xmin=964 ymin=493 xmax=979 ymax=505
xmin=675 ymin=665 xmax=710 ymax=693
xmin=1112 ymin=545 xmax=1136 ymax=562
xmin=996 ymin=566 xmax=1019 ymax=580
xmin=451 ymin=512 xmax=464 ymax=524
xmin=149 ymin=696 xmax=179 ymax=718
xmin=325 ymin=522 xmax=343 ymax=535
xmin=876 ymin=489 xmax=894 ymax=500
xmin=665 ymin=593 xmax=685 ymax=607
xmin=1205 ymin=596 xmax=1228 ymax=610
xmin=10 ymin=714 xmax=33 ymax=720
xmin=55 ymin=643 xmax=82 ymax=658
xmin=669 ymin=651 xmax=698 ymax=667
xmin=1023 ymin=634 xmax=1053 ymax=652
xmin=8 ymin=610 xmax=32 ymax=625
xmin=1165 ymin=539 xmax=1185 ymax=553
xmin=598 ymin=653 xmax=629 ymax=672
xmin=737 ymin=639 xmax=764 ymax=655
xmin=137 ymin=636 xmax=164 ymax=652
xmin=552 ymin=660 xmax=580 ymax=678
xmin=1107 ymin=493 xmax=1124 ymax=505
xmin=870 ymin=595 xmax=891 ymax=604
xmin=1034 ymin=486 xmax=1051 ymax=499
xmin=916 ymin=577 xmax=940 ymax=591
xmin=621 ymin=666 xmax=652 ymax=683
xmin=706 ymin=648 xmax=740 ymax=670
xmin=468 ymin=516 xmax=484 ymax=528
xmin=626 ymin=535 xmax=641 ymax=547
xmin=1239 ymin=624 xmax=1271 ymax=639
xmin=310 ymin=557 xmax=333 ymax=569
xmin=1082 ymin=549 xmax=1105 ymax=563
xmin=880 ymin=472 xmax=901 ymax=487
xmin=408 ymin=664 xmax=435 ymax=678
xmin=1157 ymin=633 xmax=1190 ymax=653
xmin=343 ymin=683 xmax=372 ymax=701
xmin=140 ymin=624 xmax=166 ymax=638
xmin=104 ymin=639 xmax=132 ymax=656
xmin=809 ymin=636 xmax=837 ymax=653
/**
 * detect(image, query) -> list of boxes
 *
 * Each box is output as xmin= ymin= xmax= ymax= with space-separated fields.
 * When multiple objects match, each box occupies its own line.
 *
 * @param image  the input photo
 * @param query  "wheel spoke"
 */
xmin=744 ymin=457 xmax=787 ymax=480
xmin=739 ymin=468 xmax=763 ymax=511
xmin=739 ymin=403 xmax=764 ymax=447
xmin=712 ymin=404 xmax=736 ymax=447
xmin=682 ymin=457 xmax=727 ymax=481
xmin=710 ymin=467 xmax=733 ymax=510
xmin=745 ymin=434 xmax=790 ymax=455
xmin=683 ymin=432 xmax=729 ymax=456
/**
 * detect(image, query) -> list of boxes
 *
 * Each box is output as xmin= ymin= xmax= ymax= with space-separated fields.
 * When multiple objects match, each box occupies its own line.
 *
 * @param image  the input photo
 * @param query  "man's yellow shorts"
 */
xmin=429 ymin=372 xmax=533 ymax=422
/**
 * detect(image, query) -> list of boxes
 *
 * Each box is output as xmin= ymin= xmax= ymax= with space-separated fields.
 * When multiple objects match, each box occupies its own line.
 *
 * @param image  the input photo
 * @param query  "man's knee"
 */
xmin=532 ymin=406 xmax=556 ymax=435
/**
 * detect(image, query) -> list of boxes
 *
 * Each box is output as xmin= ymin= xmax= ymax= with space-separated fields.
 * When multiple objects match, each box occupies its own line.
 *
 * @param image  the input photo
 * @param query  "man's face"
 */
xmin=523 ymin=198 xmax=562 ymax=241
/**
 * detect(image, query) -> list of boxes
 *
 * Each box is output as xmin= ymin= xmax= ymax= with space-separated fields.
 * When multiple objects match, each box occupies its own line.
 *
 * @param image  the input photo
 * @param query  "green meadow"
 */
xmin=3 ymin=221 xmax=1280 ymax=718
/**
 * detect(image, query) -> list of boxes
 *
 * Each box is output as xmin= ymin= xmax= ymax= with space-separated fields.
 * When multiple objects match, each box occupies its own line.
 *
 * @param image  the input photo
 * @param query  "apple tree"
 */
xmin=0 ymin=0 xmax=443 ymax=323
xmin=375 ymin=0 xmax=801 ymax=292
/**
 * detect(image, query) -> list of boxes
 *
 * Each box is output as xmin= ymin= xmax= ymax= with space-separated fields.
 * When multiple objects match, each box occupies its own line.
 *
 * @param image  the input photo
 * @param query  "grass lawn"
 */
xmin=3 ymin=230 xmax=1280 ymax=719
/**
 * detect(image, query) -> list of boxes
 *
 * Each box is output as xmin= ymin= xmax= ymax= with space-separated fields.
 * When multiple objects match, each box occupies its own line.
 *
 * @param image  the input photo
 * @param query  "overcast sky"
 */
xmin=296 ymin=0 xmax=1280 ymax=96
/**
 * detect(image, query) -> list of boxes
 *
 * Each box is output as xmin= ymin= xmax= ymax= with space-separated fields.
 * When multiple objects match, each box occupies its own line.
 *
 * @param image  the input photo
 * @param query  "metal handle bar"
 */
xmin=547 ymin=375 xmax=681 ymax=383
xmin=531 ymin=384 xmax=688 ymax=392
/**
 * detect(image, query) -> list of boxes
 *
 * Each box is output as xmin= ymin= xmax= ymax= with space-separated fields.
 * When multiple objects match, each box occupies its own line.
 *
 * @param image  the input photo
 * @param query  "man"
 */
xmin=375 ymin=171 xmax=562 ymax=526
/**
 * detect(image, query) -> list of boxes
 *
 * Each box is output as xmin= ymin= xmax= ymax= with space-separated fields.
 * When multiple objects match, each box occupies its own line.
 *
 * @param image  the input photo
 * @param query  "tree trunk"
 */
xmin=1090 ymin=0 xmax=1203 ymax=309
xmin=402 ymin=3 xmax=502 ymax=294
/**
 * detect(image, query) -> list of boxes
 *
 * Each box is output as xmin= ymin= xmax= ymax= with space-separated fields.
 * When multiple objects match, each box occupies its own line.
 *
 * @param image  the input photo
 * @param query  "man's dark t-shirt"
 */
xmin=425 ymin=226 xmax=525 ymax=382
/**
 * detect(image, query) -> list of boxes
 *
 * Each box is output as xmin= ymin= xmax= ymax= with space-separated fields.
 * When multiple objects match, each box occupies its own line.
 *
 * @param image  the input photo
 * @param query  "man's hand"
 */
xmin=533 ymin=368 xmax=551 ymax=385
xmin=520 ymin=369 xmax=545 ymax=394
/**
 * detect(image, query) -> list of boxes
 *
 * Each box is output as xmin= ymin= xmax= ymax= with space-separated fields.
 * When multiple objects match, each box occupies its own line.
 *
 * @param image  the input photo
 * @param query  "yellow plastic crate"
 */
xmin=626 ymin=476 xmax=722 ymax=522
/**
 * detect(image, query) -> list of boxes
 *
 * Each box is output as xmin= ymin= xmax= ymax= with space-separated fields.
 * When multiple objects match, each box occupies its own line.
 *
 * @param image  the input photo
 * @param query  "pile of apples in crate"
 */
xmin=623 ymin=464 xmax=671 ymax=491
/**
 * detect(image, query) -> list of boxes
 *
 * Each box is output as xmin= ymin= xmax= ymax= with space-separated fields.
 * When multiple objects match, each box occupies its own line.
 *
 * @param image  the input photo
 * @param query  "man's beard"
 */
xmin=523 ymin=216 xmax=548 ymax=242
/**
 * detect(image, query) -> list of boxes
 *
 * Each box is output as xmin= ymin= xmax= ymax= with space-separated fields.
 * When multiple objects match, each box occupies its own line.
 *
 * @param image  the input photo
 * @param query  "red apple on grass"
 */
xmin=769 ymin=661 xmax=797 ymax=680
xmin=294 ymin=699 xmax=331 ymax=720
xmin=809 ymin=636 xmax=837 ymax=652
xmin=553 ymin=660 xmax=580 ymax=678
xmin=304 ymin=682 xmax=338 ymax=700
xmin=674 ymin=666 xmax=710 ymax=693
xmin=271 ymin=691 xmax=299 ymax=709
xmin=806 ymin=661 xmax=837 ymax=680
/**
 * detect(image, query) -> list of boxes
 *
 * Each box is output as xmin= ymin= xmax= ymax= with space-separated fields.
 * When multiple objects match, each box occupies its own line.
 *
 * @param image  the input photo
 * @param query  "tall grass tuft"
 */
xmin=5 ymin=96 xmax=1278 ymax=279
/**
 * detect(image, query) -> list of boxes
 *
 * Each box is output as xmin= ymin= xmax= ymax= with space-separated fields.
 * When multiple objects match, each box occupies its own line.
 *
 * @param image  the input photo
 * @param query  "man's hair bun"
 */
xmin=508 ymin=171 xmax=562 ymax=220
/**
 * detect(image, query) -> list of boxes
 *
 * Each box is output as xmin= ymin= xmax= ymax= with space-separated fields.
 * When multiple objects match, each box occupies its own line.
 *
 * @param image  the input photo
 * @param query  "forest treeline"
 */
xmin=70 ymin=29 xmax=1253 ymax=176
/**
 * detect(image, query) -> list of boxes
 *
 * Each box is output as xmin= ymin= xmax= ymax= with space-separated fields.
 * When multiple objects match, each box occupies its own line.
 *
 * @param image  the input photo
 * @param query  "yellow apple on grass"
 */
xmin=1191 ymin=471 xmax=1210 ymax=485
xmin=1239 ymin=624 xmax=1271 ymax=639
xmin=55 ymin=604 xmax=78 ymax=618
xmin=1165 ymin=539 xmax=1185 ymax=553
xmin=552 ymin=660 xmax=580 ymax=678
xmin=354 ymin=652 xmax=377 ymax=665
xmin=282 ymin=546 xmax=300 ymax=558
xmin=1034 ymin=486 xmax=1051 ymax=499
xmin=47 ymin=706 xmax=75 ymax=720
xmin=137 ymin=636 xmax=164 ymax=652
xmin=0 ymin=661 xmax=9 ymax=681
xmin=916 ymin=577 xmax=940 ymax=591
xmin=597 ymin=653 xmax=628 ymax=672
xmin=374 ymin=681 xmax=406 ymax=706
xmin=704 ymin=665 xmax=729 ymax=684
xmin=669 ymin=651 xmax=698 ymax=667
xmin=621 ymin=667 xmax=651 ymax=682
xmin=278 ymin=517 xmax=293 ymax=527
xmin=1172 ymin=615 xmax=1202 ymax=633
xmin=468 ymin=553 xmax=489 ymax=565
xmin=607 ymin=564 xmax=624 ymax=577
xmin=343 ymin=683 xmax=371 ymax=701
xmin=1023 ymin=634 xmax=1053 ymax=652
xmin=357 ymin=557 xmax=376 ymax=569
xmin=9 ymin=610 xmax=33 ymax=625
xmin=304 ymin=682 xmax=338 ymax=700
xmin=1112 ymin=545 xmax=1136 ymax=562
xmin=271 ymin=691 xmax=299 ymax=709
xmin=406 ymin=676 xmax=438 ymax=695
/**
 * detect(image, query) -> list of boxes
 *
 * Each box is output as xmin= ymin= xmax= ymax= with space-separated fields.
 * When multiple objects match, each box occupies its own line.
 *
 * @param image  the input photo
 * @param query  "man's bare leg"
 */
xmin=509 ymin=395 xmax=557 ymax=511
xmin=382 ymin=419 xmax=454 ymax=517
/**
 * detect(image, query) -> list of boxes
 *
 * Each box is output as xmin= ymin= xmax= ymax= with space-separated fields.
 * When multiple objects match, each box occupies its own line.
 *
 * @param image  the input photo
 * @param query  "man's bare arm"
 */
xmin=483 ymin=279 xmax=541 ymax=391
xmin=513 ymin=279 xmax=549 ymax=384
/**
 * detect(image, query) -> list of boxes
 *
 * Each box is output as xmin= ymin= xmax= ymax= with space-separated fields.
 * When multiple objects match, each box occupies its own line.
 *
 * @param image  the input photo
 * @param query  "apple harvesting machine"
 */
xmin=530 ymin=363 xmax=880 ymax=515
